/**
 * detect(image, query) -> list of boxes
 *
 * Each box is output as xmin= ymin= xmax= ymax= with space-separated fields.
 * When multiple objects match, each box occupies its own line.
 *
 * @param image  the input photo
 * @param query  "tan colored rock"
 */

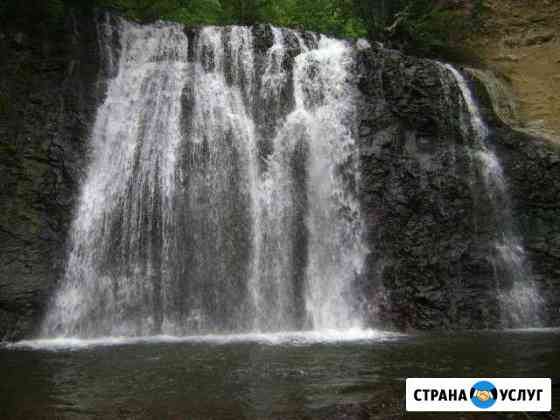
xmin=494 ymin=54 xmax=520 ymax=62
xmin=465 ymin=0 xmax=560 ymax=140
xmin=525 ymin=30 xmax=555 ymax=46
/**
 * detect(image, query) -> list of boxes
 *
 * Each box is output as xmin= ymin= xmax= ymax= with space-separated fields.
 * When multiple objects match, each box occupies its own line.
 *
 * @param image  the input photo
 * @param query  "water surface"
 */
xmin=2 ymin=329 xmax=559 ymax=419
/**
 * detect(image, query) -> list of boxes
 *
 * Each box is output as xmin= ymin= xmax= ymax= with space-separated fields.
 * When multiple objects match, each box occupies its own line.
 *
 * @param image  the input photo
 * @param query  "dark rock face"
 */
xmin=356 ymin=47 xmax=499 ymax=330
xmin=0 ymin=11 xmax=104 ymax=340
xmin=355 ymin=45 xmax=560 ymax=330
xmin=0 ymin=15 xmax=558 ymax=340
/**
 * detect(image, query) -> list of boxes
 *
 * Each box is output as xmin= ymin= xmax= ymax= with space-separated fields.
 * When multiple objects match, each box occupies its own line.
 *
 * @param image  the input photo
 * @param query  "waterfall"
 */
xmin=295 ymin=37 xmax=366 ymax=329
xmin=43 ymin=19 xmax=368 ymax=338
xmin=43 ymin=21 xmax=190 ymax=337
xmin=442 ymin=64 xmax=543 ymax=327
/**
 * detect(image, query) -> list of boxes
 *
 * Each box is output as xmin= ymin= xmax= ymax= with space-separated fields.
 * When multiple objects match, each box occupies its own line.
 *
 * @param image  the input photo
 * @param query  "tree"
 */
xmin=166 ymin=0 xmax=223 ymax=25
xmin=351 ymin=0 xmax=486 ymax=57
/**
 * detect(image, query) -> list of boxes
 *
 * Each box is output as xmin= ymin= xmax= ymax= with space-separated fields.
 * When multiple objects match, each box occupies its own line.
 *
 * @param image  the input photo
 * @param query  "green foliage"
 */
xmin=166 ymin=0 xmax=223 ymax=26
xmin=3 ymin=0 xmax=486 ymax=59
xmin=352 ymin=0 xmax=402 ymax=39
xmin=254 ymin=0 xmax=361 ymax=36
xmin=93 ymin=0 xmax=368 ymax=38
xmin=388 ymin=1 xmax=465 ymax=56
xmin=350 ymin=0 xmax=487 ymax=58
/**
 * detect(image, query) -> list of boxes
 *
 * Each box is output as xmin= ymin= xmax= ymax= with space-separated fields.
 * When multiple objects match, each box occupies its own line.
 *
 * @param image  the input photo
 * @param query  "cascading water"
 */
xmin=442 ymin=64 xmax=543 ymax=327
xmin=44 ymin=21 xmax=190 ymax=337
xmin=295 ymin=37 xmax=366 ymax=329
xmin=43 ymin=18 xmax=368 ymax=338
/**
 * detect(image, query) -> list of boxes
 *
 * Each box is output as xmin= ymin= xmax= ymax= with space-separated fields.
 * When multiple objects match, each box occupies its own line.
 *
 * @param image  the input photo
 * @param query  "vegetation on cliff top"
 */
xmin=1 ymin=0 xmax=486 ymax=59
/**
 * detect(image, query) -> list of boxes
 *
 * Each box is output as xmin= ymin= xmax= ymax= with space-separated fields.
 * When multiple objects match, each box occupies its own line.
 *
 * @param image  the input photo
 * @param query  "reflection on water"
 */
xmin=1 ymin=329 xmax=559 ymax=419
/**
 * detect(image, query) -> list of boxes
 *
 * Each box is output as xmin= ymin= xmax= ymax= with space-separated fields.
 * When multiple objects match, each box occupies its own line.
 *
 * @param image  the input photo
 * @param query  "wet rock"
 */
xmin=0 ymin=10 xmax=104 ymax=340
xmin=472 ymin=77 xmax=560 ymax=326
xmin=356 ymin=47 xmax=560 ymax=330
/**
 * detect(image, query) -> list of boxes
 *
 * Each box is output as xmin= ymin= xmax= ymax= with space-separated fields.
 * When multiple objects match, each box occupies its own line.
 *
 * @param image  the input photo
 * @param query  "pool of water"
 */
xmin=1 ymin=329 xmax=559 ymax=419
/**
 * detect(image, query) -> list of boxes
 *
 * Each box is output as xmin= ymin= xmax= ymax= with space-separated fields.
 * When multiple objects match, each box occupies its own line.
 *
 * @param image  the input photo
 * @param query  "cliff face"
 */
xmin=355 ymin=44 xmax=560 ymax=329
xmin=466 ymin=0 xmax=560 ymax=140
xmin=472 ymin=78 xmax=560 ymax=327
xmin=356 ymin=49 xmax=497 ymax=330
xmin=0 ymin=13 xmax=558 ymax=340
xmin=0 ymin=11 xmax=104 ymax=340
